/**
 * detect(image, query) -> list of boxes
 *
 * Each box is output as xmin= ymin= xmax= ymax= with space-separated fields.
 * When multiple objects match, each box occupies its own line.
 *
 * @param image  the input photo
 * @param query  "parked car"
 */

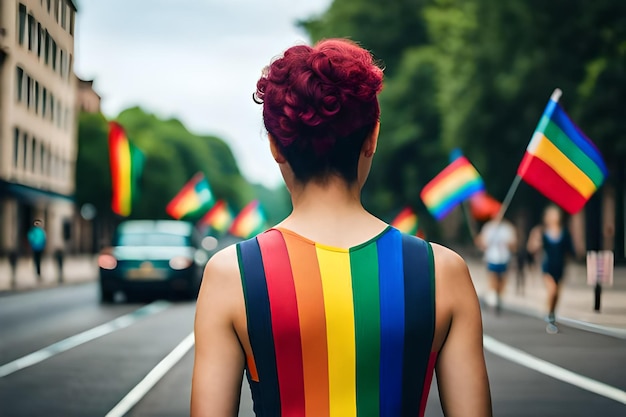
xmin=98 ymin=220 xmax=209 ymax=302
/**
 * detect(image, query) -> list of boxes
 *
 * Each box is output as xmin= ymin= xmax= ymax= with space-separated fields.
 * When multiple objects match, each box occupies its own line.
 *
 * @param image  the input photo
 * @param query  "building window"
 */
xmin=50 ymin=93 xmax=55 ymax=122
xmin=51 ymin=39 xmax=57 ymax=72
xmin=41 ymin=144 xmax=46 ymax=176
xmin=44 ymin=31 xmax=50 ymax=65
xmin=47 ymin=0 xmax=51 ymax=13
xmin=54 ymin=0 xmax=60 ymax=22
xmin=32 ymin=138 xmax=39 ymax=175
xmin=47 ymin=151 xmax=53 ymax=178
xmin=37 ymin=22 xmax=44 ymax=59
xmin=22 ymin=132 xmax=29 ymax=172
xmin=18 ymin=4 xmax=27 ymax=46
xmin=16 ymin=67 xmax=24 ymax=102
xmin=65 ymin=108 xmax=71 ymax=130
xmin=34 ymin=81 xmax=40 ymax=114
xmin=69 ymin=8 xmax=75 ymax=36
xmin=42 ymin=88 xmax=47 ymax=117
xmin=26 ymin=75 xmax=32 ymax=109
xmin=13 ymin=128 xmax=20 ymax=169
xmin=58 ymin=100 xmax=63 ymax=127
xmin=60 ymin=49 xmax=64 ymax=78
xmin=61 ymin=0 xmax=67 ymax=30
xmin=28 ymin=14 xmax=35 ymax=52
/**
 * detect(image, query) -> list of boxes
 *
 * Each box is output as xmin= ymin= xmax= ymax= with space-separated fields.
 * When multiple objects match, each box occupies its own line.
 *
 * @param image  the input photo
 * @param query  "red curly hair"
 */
xmin=254 ymin=39 xmax=383 ymax=183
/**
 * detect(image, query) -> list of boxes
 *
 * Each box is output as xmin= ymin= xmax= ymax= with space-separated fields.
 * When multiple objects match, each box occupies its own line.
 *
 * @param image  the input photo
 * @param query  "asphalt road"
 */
xmin=0 ymin=282 xmax=624 ymax=417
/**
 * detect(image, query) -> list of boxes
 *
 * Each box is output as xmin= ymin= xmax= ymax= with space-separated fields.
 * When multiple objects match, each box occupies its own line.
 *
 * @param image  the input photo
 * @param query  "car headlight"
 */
xmin=98 ymin=254 xmax=118 ymax=270
xmin=169 ymin=256 xmax=193 ymax=270
xmin=194 ymin=250 xmax=209 ymax=266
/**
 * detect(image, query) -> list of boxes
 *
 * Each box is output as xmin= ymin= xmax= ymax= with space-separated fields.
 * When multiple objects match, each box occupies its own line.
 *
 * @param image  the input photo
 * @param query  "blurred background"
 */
xmin=0 ymin=1 xmax=625 ymax=416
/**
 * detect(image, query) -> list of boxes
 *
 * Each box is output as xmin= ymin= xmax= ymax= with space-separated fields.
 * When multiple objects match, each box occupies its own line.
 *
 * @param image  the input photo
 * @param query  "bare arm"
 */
xmin=191 ymin=246 xmax=245 ymax=417
xmin=527 ymin=226 xmax=543 ymax=254
xmin=475 ymin=226 xmax=487 ymax=251
xmin=508 ymin=224 xmax=518 ymax=253
xmin=432 ymin=244 xmax=492 ymax=417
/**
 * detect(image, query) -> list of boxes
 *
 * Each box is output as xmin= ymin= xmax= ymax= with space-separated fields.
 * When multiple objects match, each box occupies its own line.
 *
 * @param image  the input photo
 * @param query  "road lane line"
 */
xmin=105 ymin=331 xmax=195 ymax=417
xmin=483 ymin=335 xmax=626 ymax=405
xmin=0 ymin=301 xmax=170 ymax=378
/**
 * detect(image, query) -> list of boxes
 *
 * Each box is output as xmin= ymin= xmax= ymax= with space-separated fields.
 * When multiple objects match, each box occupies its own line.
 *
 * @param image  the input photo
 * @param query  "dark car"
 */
xmin=98 ymin=220 xmax=208 ymax=302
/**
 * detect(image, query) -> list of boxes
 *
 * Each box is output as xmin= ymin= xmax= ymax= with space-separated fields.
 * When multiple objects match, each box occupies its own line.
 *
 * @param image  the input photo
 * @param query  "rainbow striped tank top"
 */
xmin=237 ymin=226 xmax=437 ymax=417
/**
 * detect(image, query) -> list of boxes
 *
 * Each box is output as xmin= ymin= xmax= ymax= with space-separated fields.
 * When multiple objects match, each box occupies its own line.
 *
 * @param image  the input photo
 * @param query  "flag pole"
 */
xmin=495 ymin=174 xmax=522 ymax=220
xmin=461 ymin=201 xmax=478 ymax=240
xmin=496 ymin=88 xmax=563 ymax=220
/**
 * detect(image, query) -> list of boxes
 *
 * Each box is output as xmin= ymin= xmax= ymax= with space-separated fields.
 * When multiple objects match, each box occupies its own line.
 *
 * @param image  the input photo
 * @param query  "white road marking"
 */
xmin=483 ymin=335 xmax=626 ymax=405
xmin=0 ymin=301 xmax=170 ymax=378
xmin=105 ymin=331 xmax=195 ymax=417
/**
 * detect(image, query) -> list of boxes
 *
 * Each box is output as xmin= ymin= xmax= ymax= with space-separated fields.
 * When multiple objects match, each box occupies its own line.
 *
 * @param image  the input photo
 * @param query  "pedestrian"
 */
xmin=476 ymin=214 xmax=517 ymax=315
xmin=192 ymin=39 xmax=492 ymax=416
xmin=527 ymin=205 xmax=575 ymax=334
xmin=27 ymin=220 xmax=46 ymax=281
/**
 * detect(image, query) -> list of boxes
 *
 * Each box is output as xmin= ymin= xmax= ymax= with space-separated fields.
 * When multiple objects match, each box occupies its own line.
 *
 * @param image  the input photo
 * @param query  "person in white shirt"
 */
xmin=476 ymin=214 xmax=517 ymax=314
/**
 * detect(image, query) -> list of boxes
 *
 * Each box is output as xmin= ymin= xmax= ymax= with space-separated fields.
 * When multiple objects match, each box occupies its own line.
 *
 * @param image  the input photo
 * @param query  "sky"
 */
xmin=74 ymin=0 xmax=333 ymax=187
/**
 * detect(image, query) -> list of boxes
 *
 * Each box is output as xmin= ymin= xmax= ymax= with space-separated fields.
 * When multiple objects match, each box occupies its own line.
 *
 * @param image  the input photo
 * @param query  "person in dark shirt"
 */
xmin=527 ymin=206 xmax=575 ymax=333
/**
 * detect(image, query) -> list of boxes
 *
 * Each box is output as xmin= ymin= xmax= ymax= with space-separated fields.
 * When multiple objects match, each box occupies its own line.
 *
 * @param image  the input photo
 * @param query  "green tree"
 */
xmin=301 ymin=0 xmax=432 ymax=76
xmin=303 ymin=0 xmax=626 ymax=231
xmin=75 ymin=107 xmax=289 ymax=226
xmin=75 ymin=112 xmax=112 ymax=215
xmin=114 ymin=107 xmax=256 ymax=217
xmin=424 ymin=0 xmax=626 ymax=218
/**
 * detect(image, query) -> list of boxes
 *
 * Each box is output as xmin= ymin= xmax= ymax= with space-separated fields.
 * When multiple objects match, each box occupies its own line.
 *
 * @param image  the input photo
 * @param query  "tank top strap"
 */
xmin=237 ymin=233 xmax=282 ymax=417
xmin=400 ymin=234 xmax=436 ymax=416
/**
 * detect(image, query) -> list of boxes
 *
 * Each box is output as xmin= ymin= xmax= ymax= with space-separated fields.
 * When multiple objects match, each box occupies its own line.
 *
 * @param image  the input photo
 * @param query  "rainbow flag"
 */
xmin=420 ymin=156 xmax=484 ymax=220
xmin=391 ymin=207 xmax=419 ymax=235
xmin=108 ymin=122 xmax=144 ymax=217
xmin=166 ymin=172 xmax=215 ymax=220
xmin=518 ymin=92 xmax=607 ymax=214
xmin=469 ymin=192 xmax=502 ymax=221
xmin=229 ymin=200 xmax=266 ymax=239
xmin=198 ymin=200 xmax=233 ymax=233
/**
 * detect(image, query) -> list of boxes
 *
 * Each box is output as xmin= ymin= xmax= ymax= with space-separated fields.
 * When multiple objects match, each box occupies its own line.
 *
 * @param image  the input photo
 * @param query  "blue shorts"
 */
xmin=487 ymin=263 xmax=508 ymax=274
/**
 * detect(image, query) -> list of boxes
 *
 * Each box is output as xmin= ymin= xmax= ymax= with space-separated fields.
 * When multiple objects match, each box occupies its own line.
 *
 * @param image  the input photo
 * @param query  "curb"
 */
xmin=478 ymin=296 xmax=626 ymax=340
xmin=0 ymin=275 xmax=98 ymax=296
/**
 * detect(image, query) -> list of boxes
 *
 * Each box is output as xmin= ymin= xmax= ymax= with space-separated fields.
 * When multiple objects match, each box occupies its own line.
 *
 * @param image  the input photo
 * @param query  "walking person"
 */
xmin=476 ymin=214 xmax=517 ymax=315
xmin=192 ymin=39 xmax=492 ymax=416
xmin=27 ymin=220 xmax=47 ymax=281
xmin=527 ymin=205 xmax=576 ymax=334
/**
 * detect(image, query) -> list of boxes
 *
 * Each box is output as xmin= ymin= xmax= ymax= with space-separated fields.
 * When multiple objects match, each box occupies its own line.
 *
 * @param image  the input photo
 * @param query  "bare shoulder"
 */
xmin=429 ymin=243 xmax=478 ymax=306
xmin=202 ymin=244 xmax=240 ymax=281
xmin=196 ymin=244 xmax=243 ymax=318
xmin=430 ymin=242 xmax=471 ymax=282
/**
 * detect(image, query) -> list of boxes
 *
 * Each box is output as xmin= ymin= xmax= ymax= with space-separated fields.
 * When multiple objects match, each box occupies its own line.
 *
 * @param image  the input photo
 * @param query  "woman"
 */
xmin=192 ymin=39 xmax=491 ymax=417
xmin=527 ymin=205 xmax=576 ymax=333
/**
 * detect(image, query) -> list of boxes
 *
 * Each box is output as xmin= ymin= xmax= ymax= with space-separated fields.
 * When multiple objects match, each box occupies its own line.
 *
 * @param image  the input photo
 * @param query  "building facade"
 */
xmin=0 ymin=0 xmax=78 ymax=257
xmin=77 ymin=78 xmax=101 ymax=113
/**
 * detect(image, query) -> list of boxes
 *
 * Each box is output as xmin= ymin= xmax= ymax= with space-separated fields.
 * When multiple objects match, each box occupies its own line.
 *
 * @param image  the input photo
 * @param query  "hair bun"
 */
xmin=255 ymin=39 xmax=383 ymax=155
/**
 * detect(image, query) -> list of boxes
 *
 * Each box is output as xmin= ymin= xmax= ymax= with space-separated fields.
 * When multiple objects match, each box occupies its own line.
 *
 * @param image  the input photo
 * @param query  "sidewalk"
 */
xmin=0 ymin=254 xmax=98 ymax=292
xmin=466 ymin=257 xmax=626 ymax=332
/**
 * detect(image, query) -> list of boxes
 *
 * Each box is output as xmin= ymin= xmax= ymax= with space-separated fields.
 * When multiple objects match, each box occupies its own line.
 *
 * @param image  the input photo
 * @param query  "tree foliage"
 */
xmin=75 ymin=112 xmax=112 ymax=215
xmin=75 ymin=107 xmax=288 ymax=224
xmin=303 ymin=0 xmax=626 ymax=228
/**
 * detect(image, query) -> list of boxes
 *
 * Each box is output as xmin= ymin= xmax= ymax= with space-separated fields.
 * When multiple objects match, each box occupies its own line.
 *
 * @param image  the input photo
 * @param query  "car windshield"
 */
xmin=116 ymin=233 xmax=189 ymax=247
